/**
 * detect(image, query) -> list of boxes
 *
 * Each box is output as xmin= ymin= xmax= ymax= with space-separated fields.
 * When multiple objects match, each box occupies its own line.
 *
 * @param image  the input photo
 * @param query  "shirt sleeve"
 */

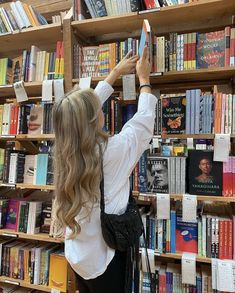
xmin=103 ymin=92 xmax=157 ymax=190
xmin=94 ymin=80 xmax=114 ymax=105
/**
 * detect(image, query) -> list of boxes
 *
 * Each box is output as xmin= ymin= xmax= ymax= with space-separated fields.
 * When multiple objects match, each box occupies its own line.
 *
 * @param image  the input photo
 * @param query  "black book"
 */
xmin=147 ymin=156 xmax=169 ymax=193
xmin=187 ymin=150 xmax=223 ymax=196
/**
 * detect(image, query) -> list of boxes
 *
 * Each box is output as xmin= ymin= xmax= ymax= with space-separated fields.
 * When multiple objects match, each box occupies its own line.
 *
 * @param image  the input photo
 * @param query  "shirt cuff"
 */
xmin=94 ymin=80 xmax=114 ymax=105
xmin=138 ymin=92 xmax=158 ymax=113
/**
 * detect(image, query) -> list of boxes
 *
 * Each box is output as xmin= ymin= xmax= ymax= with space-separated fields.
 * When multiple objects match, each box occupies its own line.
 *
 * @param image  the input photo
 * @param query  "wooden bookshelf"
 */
xmin=0 ymin=229 xmax=63 ymax=243
xmin=135 ymin=192 xmax=235 ymax=203
xmin=155 ymin=252 xmax=211 ymax=264
xmin=16 ymin=184 xmax=55 ymax=190
xmin=0 ymin=82 xmax=42 ymax=98
xmin=0 ymin=23 xmax=62 ymax=54
xmin=161 ymin=134 xmax=235 ymax=139
xmin=72 ymin=0 xmax=235 ymax=41
xmin=0 ymin=276 xmax=51 ymax=292
xmin=73 ymin=67 xmax=235 ymax=87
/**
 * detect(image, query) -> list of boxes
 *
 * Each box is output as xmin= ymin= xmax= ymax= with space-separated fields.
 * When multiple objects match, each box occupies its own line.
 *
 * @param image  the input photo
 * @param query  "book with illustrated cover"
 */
xmin=197 ymin=29 xmax=225 ymax=68
xmin=176 ymin=214 xmax=198 ymax=253
xmin=162 ymin=96 xmax=186 ymax=134
xmin=147 ymin=156 xmax=169 ymax=193
xmin=188 ymin=150 xmax=223 ymax=196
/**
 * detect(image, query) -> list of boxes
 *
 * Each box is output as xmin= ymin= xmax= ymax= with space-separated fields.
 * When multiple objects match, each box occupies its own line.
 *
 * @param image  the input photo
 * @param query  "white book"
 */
xmin=104 ymin=0 xmax=112 ymax=16
xmin=2 ymin=103 xmax=11 ymax=135
xmin=232 ymin=95 xmax=235 ymax=134
xmin=29 ymin=45 xmax=40 ymax=82
xmin=10 ymin=2 xmax=25 ymax=29
xmin=23 ymin=155 xmax=36 ymax=184
xmin=228 ymin=94 xmax=232 ymax=134
xmin=0 ymin=8 xmax=14 ymax=32
xmin=15 ymin=0 xmax=31 ymax=28
xmin=125 ymin=0 xmax=132 ymax=13
xmin=39 ymin=51 xmax=46 ymax=82
xmin=8 ymin=153 xmax=18 ymax=184
xmin=35 ymin=51 xmax=42 ymax=82
xmin=34 ymin=245 xmax=43 ymax=284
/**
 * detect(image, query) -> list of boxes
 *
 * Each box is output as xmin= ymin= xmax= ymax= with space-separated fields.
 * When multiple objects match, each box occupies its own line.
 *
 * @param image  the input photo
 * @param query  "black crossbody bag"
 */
xmin=100 ymin=164 xmax=154 ymax=293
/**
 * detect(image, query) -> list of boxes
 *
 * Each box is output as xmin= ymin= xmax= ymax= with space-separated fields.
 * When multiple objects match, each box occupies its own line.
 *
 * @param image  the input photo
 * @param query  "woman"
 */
xmin=53 ymin=46 xmax=157 ymax=293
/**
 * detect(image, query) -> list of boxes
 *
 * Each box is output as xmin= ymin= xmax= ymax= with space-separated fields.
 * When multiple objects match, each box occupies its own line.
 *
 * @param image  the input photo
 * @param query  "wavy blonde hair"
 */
xmin=53 ymin=86 xmax=108 ymax=239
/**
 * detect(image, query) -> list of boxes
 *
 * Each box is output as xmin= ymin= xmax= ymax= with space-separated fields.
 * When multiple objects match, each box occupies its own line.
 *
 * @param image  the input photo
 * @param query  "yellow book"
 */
xmin=49 ymin=253 xmax=68 ymax=292
xmin=23 ymin=3 xmax=36 ymax=27
xmin=54 ymin=41 xmax=61 ymax=79
xmin=59 ymin=42 xmax=64 ymax=78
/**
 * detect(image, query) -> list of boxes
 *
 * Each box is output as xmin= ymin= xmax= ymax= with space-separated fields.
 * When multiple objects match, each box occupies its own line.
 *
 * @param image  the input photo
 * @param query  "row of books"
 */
xmin=140 ymin=263 xmax=212 ymax=293
xmin=132 ymin=151 xmax=235 ymax=197
xmin=0 ymin=1 xmax=47 ymax=34
xmin=0 ymin=198 xmax=53 ymax=235
xmin=161 ymin=91 xmax=235 ymax=135
xmin=73 ymin=0 xmax=198 ymax=21
xmin=140 ymin=206 xmax=235 ymax=260
xmin=0 ymin=239 xmax=67 ymax=291
xmin=0 ymin=41 xmax=64 ymax=85
xmin=138 ymin=154 xmax=186 ymax=194
xmin=73 ymin=26 xmax=235 ymax=78
xmin=0 ymin=103 xmax=53 ymax=136
xmin=0 ymin=147 xmax=53 ymax=186
xmin=102 ymin=90 xmax=235 ymax=137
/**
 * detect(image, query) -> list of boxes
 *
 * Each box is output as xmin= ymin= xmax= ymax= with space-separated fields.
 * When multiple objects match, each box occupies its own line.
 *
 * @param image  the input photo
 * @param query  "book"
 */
xmin=147 ymin=156 xmax=169 ymax=193
xmin=27 ymin=105 xmax=43 ymax=135
xmin=188 ymin=150 xmax=223 ymax=196
xmin=138 ymin=19 xmax=151 ymax=57
xmin=162 ymin=96 xmax=186 ymax=134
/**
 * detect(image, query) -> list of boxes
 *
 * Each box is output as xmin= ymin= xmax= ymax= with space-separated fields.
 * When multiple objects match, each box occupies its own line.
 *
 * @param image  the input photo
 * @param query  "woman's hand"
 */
xmin=105 ymin=51 xmax=139 ymax=86
xmin=136 ymin=46 xmax=151 ymax=85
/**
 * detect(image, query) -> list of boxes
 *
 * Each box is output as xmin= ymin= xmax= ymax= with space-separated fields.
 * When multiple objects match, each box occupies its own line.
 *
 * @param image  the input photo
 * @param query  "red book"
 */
xmin=176 ymin=215 xmax=198 ymax=254
xmin=9 ymin=105 xmax=14 ymax=135
xmin=223 ymin=161 xmax=229 ymax=196
xmin=232 ymin=157 xmax=235 ymax=196
xmin=219 ymin=219 xmax=224 ymax=259
xmin=225 ymin=26 xmax=231 ymax=67
xmin=228 ymin=219 xmax=233 ymax=259
xmin=233 ymin=216 xmax=235 ymax=259
xmin=224 ymin=220 xmax=228 ymax=259
xmin=13 ymin=106 xmax=19 ymax=135
xmin=144 ymin=0 xmax=158 ymax=9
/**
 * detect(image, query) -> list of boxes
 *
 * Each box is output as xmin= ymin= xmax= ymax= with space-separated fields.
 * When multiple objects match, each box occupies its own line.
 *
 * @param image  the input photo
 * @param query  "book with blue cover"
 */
xmin=138 ymin=19 xmax=151 ymax=57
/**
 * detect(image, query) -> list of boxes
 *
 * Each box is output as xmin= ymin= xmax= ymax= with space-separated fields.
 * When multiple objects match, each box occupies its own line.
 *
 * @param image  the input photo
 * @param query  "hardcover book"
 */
xmin=138 ymin=19 xmax=151 ymax=57
xmin=176 ymin=214 xmax=198 ymax=253
xmin=162 ymin=96 xmax=186 ymax=134
xmin=187 ymin=150 xmax=223 ymax=196
xmin=147 ymin=156 xmax=169 ymax=193
xmin=197 ymin=30 xmax=225 ymax=68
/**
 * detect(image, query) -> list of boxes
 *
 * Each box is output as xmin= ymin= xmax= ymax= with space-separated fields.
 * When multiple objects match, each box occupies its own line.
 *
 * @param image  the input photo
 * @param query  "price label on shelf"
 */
xmin=13 ymin=81 xmax=28 ymax=102
xmin=182 ymin=253 xmax=196 ymax=285
xmin=51 ymin=289 xmax=60 ymax=293
xmin=182 ymin=194 xmax=197 ymax=222
xmin=156 ymin=193 xmax=170 ymax=219
xmin=42 ymin=80 xmax=53 ymax=102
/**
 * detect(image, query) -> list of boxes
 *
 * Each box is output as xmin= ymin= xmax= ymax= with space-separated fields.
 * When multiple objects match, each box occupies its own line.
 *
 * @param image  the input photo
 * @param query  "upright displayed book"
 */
xmin=138 ymin=19 xmax=151 ymax=57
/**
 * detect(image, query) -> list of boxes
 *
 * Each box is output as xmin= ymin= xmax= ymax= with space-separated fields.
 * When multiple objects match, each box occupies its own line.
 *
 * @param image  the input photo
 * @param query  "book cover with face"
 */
xmin=147 ymin=156 xmax=169 ymax=193
xmin=188 ymin=150 xmax=223 ymax=196
xmin=27 ymin=105 xmax=43 ymax=135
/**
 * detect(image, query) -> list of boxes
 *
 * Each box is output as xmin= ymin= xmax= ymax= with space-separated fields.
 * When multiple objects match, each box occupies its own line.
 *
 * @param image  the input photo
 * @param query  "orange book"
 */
xmin=23 ymin=3 xmax=36 ymax=27
xmin=49 ymin=252 xmax=68 ymax=292
xmin=54 ymin=41 xmax=61 ymax=79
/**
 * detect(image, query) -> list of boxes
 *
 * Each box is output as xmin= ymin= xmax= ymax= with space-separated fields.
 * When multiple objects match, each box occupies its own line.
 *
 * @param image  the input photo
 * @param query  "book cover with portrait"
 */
xmin=27 ymin=105 xmax=43 ymax=135
xmin=147 ymin=156 xmax=169 ymax=193
xmin=187 ymin=150 xmax=223 ymax=196
xmin=162 ymin=96 xmax=186 ymax=134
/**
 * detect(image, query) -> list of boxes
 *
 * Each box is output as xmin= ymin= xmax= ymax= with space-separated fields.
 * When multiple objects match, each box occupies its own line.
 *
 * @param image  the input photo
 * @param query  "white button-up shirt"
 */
xmin=65 ymin=80 xmax=157 ymax=279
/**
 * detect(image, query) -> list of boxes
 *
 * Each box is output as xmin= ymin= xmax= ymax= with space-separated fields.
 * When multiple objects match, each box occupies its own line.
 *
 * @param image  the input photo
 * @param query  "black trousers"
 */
xmin=75 ymin=250 xmax=127 ymax=293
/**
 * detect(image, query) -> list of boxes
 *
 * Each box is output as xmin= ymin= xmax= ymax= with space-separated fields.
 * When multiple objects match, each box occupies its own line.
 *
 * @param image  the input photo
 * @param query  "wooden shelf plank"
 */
xmin=0 ymin=229 xmax=63 ymax=243
xmin=155 ymin=252 xmax=211 ymax=264
xmin=72 ymin=0 xmax=235 ymax=40
xmin=0 ymin=276 xmax=51 ymax=292
xmin=16 ymin=184 xmax=55 ymax=190
xmin=16 ymin=134 xmax=55 ymax=141
xmin=135 ymin=192 xmax=235 ymax=202
xmin=73 ymin=67 xmax=235 ymax=87
xmin=0 ymin=23 xmax=62 ymax=55
xmin=0 ymin=82 xmax=42 ymax=98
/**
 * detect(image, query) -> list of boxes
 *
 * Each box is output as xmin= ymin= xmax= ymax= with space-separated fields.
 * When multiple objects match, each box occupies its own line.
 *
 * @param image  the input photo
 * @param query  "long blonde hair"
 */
xmin=53 ymin=86 xmax=108 ymax=239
